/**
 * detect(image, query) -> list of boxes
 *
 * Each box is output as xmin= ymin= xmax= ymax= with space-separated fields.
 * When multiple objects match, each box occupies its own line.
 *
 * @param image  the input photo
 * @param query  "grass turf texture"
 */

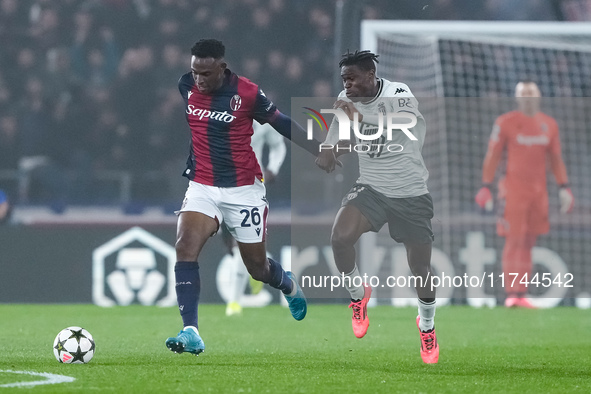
xmin=0 ymin=304 xmax=589 ymax=393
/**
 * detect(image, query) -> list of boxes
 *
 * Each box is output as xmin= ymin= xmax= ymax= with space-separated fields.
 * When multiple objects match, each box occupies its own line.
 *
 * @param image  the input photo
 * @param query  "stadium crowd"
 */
xmin=0 ymin=0 xmax=581 ymax=207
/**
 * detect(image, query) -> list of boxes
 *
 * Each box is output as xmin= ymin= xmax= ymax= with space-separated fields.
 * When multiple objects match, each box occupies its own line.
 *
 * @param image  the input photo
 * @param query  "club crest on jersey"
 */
xmin=540 ymin=122 xmax=548 ymax=133
xmin=230 ymin=94 xmax=242 ymax=111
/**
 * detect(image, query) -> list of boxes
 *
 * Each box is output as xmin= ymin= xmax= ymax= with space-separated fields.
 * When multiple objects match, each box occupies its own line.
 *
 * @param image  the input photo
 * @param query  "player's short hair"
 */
xmin=191 ymin=39 xmax=225 ymax=59
xmin=339 ymin=50 xmax=379 ymax=71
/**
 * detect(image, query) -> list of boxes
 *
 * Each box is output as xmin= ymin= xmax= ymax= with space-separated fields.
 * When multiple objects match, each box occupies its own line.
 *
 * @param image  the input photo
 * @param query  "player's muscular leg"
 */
xmin=405 ymin=242 xmax=435 ymax=300
xmin=237 ymin=241 xmax=270 ymax=282
xmin=175 ymin=212 xmax=219 ymax=262
xmin=331 ymin=205 xmax=373 ymax=274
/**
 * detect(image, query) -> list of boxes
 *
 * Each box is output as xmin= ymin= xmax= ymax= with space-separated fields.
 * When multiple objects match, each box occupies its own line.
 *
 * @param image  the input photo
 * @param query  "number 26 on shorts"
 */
xmin=240 ymin=207 xmax=261 ymax=227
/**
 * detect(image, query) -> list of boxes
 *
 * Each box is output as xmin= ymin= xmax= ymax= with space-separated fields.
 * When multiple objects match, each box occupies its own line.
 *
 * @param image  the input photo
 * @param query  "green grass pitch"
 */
xmin=0 ymin=304 xmax=590 ymax=393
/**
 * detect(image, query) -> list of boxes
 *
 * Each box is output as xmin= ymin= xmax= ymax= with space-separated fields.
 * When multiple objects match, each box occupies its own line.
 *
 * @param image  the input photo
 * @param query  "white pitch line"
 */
xmin=0 ymin=370 xmax=75 ymax=388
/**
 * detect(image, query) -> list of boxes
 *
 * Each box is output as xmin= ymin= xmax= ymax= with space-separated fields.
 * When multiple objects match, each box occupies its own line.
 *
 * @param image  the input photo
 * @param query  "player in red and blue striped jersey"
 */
xmin=166 ymin=39 xmax=321 ymax=356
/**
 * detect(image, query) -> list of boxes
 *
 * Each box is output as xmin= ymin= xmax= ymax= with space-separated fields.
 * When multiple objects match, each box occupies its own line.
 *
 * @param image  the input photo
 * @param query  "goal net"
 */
xmin=358 ymin=21 xmax=591 ymax=307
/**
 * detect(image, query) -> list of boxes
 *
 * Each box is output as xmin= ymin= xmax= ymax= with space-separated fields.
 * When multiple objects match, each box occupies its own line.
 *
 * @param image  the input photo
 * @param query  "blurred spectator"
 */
xmin=16 ymin=76 xmax=68 ymax=205
xmin=312 ymin=79 xmax=332 ymax=97
xmin=157 ymin=43 xmax=186 ymax=95
xmin=70 ymin=25 xmax=120 ymax=89
xmin=0 ymin=113 xmax=18 ymax=170
xmin=8 ymin=47 xmax=40 ymax=95
xmin=0 ymin=0 xmax=582 ymax=209
xmin=0 ymin=189 xmax=11 ymax=224
xmin=240 ymin=56 xmax=262 ymax=82
xmin=0 ymin=0 xmax=27 ymax=65
xmin=115 ymin=46 xmax=158 ymax=172
xmin=28 ymin=6 xmax=63 ymax=49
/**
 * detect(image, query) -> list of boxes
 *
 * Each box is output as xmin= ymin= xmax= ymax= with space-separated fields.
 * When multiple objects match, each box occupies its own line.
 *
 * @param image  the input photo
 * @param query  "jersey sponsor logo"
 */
xmin=395 ymin=88 xmax=407 ymax=94
xmin=187 ymin=91 xmax=193 ymax=99
xmin=398 ymin=98 xmax=413 ymax=108
xmin=186 ymin=105 xmax=237 ymax=122
xmin=255 ymin=228 xmax=261 ymax=236
xmin=516 ymin=134 xmax=550 ymax=146
xmin=230 ymin=94 xmax=242 ymax=111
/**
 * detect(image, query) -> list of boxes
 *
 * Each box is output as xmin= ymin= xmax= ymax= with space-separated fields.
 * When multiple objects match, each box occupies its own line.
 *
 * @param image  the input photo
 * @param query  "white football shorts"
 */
xmin=176 ymin=179 xmax=268 ymax=243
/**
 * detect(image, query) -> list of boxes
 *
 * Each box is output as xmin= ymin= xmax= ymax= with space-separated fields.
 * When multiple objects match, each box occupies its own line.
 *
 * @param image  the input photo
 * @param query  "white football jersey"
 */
xmin=324 ymin=79 xmax=429 ymax=198
xmin=251 ymin=121 xmax=286 ymax=176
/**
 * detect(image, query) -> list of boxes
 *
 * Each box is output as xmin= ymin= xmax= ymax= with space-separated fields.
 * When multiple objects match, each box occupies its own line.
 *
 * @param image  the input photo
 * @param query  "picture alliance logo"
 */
xmin=304 ymin=107 xmax=418 ymax=154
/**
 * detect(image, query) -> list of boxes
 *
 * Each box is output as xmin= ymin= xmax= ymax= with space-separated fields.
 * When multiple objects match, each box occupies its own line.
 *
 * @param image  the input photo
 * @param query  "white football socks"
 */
xmin=228 ymin=247 xmax=248 ymax=304
xmin=418 ymin=298 xmax=436 ymax=332
xmin=287 ymin=278 xmax=298 ymax=297
xmin=344 ymin=266 xmax=365 ymax=300
xmin=184 ymin=326 xmax=199 ymax=335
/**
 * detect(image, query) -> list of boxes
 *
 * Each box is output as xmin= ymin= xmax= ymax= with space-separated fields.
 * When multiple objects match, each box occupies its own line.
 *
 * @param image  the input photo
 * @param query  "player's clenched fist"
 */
xmin=315 ymin=149 xmax=339 ymax=173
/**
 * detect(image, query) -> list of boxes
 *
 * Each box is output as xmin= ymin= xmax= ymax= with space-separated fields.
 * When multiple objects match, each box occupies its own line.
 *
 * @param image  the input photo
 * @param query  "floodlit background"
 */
xmin=0 ymin=0 xmax=590 ymax=305
xmin=2 ymin=0 xmax=591 ymax=211
xmin=1 ymin=3 xmax=590 ymax=392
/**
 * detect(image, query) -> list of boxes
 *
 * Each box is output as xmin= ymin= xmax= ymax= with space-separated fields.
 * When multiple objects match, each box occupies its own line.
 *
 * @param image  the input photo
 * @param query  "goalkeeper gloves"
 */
xmin=559 ymin=185 xmax=574 ymax=213
xmin=475 ymin=185 xmax=493 ymax=212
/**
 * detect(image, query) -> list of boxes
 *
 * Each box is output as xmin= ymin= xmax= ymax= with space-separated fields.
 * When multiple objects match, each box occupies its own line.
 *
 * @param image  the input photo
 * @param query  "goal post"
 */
xmin=357 ymin=21 xmax=591 ymax=307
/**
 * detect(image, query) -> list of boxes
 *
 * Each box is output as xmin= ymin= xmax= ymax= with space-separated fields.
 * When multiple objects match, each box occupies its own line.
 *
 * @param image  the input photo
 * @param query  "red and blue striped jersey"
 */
xmin=178 ymin=69 xmax=279 ymax=187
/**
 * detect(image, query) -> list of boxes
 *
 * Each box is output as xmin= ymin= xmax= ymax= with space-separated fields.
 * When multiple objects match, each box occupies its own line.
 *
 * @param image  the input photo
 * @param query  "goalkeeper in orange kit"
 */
xmin=475 ymin=81 xmax=574 ymax=308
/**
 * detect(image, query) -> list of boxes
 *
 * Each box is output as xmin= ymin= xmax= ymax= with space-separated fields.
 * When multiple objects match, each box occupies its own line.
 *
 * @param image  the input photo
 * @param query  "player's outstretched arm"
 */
xmin=476 ymin=125 xmax=504 ymax=211
xmin=550 ymin=150 xmax=574 ymax=213
xmin=268 ymin=111 xmax=320 ymax=157
xmin=549 ymin=130 xmax=574 ymax=213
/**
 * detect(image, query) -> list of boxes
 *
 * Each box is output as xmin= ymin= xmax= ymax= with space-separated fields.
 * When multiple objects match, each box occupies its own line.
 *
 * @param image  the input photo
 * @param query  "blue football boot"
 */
xmin=165 ymin=327 xmax=205 ymax=356
xmin=284 ymin=272 xmax=307 ymax=321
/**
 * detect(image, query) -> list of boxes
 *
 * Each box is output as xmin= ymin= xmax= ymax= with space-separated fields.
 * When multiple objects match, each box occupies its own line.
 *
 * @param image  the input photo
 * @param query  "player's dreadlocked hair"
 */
xmin=191 ymin=39 xmax=225 ymax=59
xmin=339 ymin=50 xmax=379 ymax=71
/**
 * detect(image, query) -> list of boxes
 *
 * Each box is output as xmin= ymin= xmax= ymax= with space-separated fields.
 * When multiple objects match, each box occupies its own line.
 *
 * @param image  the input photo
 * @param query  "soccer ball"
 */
xmin=53 ymin=326 xmax=95 ymax=364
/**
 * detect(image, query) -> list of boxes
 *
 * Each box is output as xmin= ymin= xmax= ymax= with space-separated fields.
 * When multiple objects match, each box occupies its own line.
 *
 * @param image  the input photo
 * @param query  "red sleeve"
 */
xmin=252 ymin=87 xmax=278 ymax=124
xmin=548 ymin=118 xmax=569 ymax=185
xmin=482 ymin=118 xmax=506 ymax=184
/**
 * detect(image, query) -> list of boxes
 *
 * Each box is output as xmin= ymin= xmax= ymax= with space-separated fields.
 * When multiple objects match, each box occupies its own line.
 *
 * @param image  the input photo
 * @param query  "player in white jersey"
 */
xmin=251 ymin=122 xmax=287 ymax=184
xmin=223 ymin=121 xmax=287 ymax=316
xmin=316 ymin=50 xmax=439 ymax=364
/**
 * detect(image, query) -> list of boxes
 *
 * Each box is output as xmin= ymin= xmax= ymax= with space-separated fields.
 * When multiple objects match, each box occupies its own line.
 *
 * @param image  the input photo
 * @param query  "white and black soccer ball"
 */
xmin=53 ymin=326 xmax=95 ymax=364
